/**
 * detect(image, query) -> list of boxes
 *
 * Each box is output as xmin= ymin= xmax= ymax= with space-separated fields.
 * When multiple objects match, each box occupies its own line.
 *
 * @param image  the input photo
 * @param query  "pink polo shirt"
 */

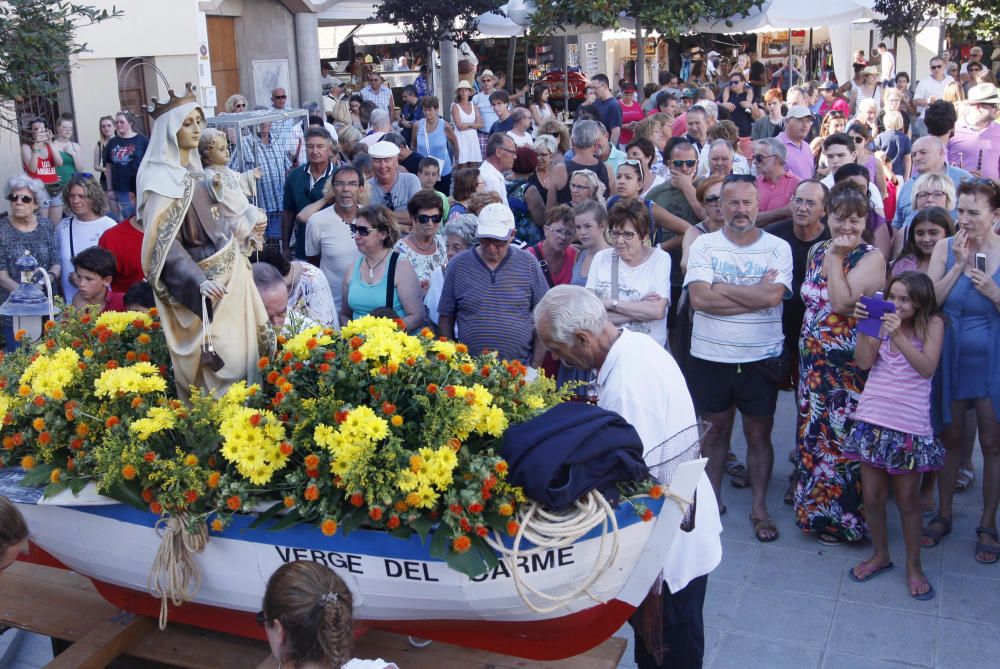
xmin=778 ymin=131 xmax=815 ymax=181
xmin=757 ymin=172 xmax=801 ymax=213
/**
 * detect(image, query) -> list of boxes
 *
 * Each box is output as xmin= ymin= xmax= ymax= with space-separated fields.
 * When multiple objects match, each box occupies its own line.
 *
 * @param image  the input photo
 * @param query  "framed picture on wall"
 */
xmin=252 ymin=59 xmax=290 ymax=107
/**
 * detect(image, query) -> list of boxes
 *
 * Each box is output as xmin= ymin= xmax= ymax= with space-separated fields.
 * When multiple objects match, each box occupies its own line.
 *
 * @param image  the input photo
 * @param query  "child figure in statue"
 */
xmin=198 ymin=128 xmax=266 ymax=251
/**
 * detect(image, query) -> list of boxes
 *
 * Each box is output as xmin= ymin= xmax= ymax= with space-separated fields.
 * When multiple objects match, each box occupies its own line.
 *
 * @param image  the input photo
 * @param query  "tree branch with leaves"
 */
xmin=0 ymin=0 xmax=121 ymax=136
xmin=871 ymin=0 xmax=949 ymax=90
xmin=373 ymin=0 xmax=506 ymax=55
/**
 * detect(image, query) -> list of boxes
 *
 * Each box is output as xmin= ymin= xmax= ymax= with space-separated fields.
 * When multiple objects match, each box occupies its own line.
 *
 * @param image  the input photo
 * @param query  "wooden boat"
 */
xmin=5 ymin=459 xmax=704 ymax=660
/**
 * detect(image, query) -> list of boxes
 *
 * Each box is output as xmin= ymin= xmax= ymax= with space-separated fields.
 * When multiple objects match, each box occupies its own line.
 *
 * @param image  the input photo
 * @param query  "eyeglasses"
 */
xmin=273 ymin=95 xmax=287 ymax=100
xmin=671 ymin=159 xmax=697 ymax=168
xmin=729 ymin=80 xmax=742 ymax=85
xmin=7 ymin=194 xmax=33 ymax=204
xmin=333 ymin=180 xmax=360 ymax=188
xmin=620 ymin=158 xmax=644 ymax=181
xmin=752 ymin=153 xmax=772 ymax=163
xmin=570 ymin=182 xmax=591 ymax=190
xmin=792 ymin=197 xmax=820 ymax=208
xmin=853 ymin=136 xmax=865 ymax=144
xmin=497 ymin=145 xmax=517 ymax=155
xmin=235 ymin=103 xmax=247 ymax=109
xmin=349 ymin=224 xmax=373 ymax=236
xmin=415 ymin=213 xmax=442 ymax=224
xmin=915 ymin=190 xmax=946 ymax=199
xmin=930 ymin=64 xmax=943 ymax=70
xmin=704 ymin=195 xmax=721 ymax=204
xmin=546 ymin=226 xmax=575 ymax=237
xmin=610 ymin=229 xmax=637 ymax=240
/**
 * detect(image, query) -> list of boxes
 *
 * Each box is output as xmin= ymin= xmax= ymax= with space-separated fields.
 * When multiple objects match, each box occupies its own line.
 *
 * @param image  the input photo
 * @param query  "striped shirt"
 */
xmin=684 ymin=229 xmax=793 ymax=363
xmin=852 ymin=336 xmax=933 ymax=437
xmin=361 ymin=85 xmax=394 ymax=112
xmin=230 ymin=134 xmax=290 ymax=214
xmin=438 ymin=247 xmax=549 ymax=363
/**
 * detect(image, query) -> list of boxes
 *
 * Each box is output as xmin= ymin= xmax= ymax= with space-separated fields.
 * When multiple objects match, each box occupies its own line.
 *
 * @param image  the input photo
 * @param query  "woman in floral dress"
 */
xmin=795 ymin=182 xmax=886 ymax=544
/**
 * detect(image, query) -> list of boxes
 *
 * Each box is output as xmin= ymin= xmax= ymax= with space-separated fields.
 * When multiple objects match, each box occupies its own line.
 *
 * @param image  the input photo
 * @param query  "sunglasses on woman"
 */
xmin=415 ymin=214 xmax=442 ymax=224
xmin=7 ymin=194 xmax=33 ymax=204
xmin=349 ymin=223 xmax=372 ymax=236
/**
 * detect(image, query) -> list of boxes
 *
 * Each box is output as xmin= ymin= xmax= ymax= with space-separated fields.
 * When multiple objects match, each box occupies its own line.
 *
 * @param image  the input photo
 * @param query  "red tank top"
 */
xmin=26 ymin=144 xmax=58 ymax=184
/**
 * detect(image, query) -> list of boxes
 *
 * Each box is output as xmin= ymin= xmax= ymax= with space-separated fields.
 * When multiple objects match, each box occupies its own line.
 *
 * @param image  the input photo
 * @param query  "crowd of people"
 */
xmin=3 ymin=41 xmax=1000 ymax=669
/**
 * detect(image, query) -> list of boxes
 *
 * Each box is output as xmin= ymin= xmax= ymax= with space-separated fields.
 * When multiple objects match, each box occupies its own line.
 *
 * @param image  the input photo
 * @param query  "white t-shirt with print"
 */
xmin=586 ymin=247 xmax=671 ymax=347
xmin=57 ymin=215 xmax=117 ymax=301
xmin=683 ymin=228 xmax=793 ymax=363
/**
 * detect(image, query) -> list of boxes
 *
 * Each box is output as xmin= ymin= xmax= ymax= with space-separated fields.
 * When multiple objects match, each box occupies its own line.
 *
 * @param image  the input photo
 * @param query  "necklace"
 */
xmin=409 ymin=235 xmax=436 ymax=253
xmin=365 ymin=250 xmax=390 ymax=280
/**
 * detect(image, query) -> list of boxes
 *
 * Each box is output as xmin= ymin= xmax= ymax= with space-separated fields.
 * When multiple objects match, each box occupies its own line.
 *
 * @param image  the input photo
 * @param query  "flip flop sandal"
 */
xmin=975 ymin=527 xmax=1000 ymax=565
xmin=751 ymin=516 xmax=779 ymax=543
xmin=910 ymin=580 xmax=935 ymax=601
xmin=817 ymin=532 xmax=846 ymax=546
xmin=728 ymin=463 xmax=750 ymax=489
xmin=847 ymin=561 xmax=894 ymax=583
xmin=783 ymin=473 xmax=796 ymax=505
xmin=922 ymin=515 xmax=952 ymax=548
xmin=954 ymin=468 xmax=975 ymax=493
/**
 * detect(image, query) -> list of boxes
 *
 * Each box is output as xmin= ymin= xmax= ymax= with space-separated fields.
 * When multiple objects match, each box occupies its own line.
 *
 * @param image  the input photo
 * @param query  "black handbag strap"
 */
xmin=532 ymin=243 xmax=555 ymax=288
xmin=384 ymin=251 xmax=399 ymax=308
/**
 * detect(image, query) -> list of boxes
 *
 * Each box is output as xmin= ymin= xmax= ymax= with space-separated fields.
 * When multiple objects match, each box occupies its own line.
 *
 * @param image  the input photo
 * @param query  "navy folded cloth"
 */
xmin=501 ymin=402 xmax=649 ymax=511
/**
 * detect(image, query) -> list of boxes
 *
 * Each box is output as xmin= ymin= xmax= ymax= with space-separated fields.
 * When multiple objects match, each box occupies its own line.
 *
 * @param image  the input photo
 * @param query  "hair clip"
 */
xmin=319 ymin=591 xmax=338 ymax=606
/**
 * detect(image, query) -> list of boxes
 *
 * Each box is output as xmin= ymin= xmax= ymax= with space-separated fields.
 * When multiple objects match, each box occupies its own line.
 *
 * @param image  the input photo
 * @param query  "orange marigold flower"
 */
xmin=20 ymin=455 xmax=36 ymax=470
xmin=426 ymin=383 xmax=438 ymax=394
xmin=495 ymin=460 xmax=508 ymax=474
xmin=44 ymin=339 xmax=55 ymax=350
xmin=258 ymin=356 xmax=270 ymax=369
xmin=185 ymin=490 xmax=198 ymax=504
xmin=282 ymin=350 xmax=294 ymax=362
xmin=13 ymin=329 xmax=26 ymax=342
xmin=211 ymin=519 xmax=224 ymax=532
xmin=105 ymin=416 xmax=120 ymax=428
xmin=420 ymin=327 xmax=434 ymax=338
xmin=394 ymin=501 xmax=409 ymax=513
xmin=649 ymin=485 xmax=664 ymax=500
xmin=137 ymin=333 xmax=151 ymax=344
xmin=1 ymin=437 xmax=13 ymax=450
xmin=65 ymin=457 xmax=75 ymax=471
xmin=150 ymin=501 xmax=163 ymax=515
xmin=459 ymin=517 xmax=472 ymax=532
xmin=38 ymin=431 xmax=51 ymax=445
xmin=305 ymin=337 xmax=319 ymax=350
xmin=131 ymin=396 xmax=143 ymax=408
xmin=76 ymin=423 xmax=89 ymax=437
xmin=125 ymin=351 xmax=137 ymax=362
xmin=207 ymin=471 xmax=221 ymax=488
xmin=369 ymin=507 xmax=383 ymax=521
xmin=405 ymin=357 xmax=416 ymax=366
xmin=334 ymin=410 xmax=349 ymax=424
xmin=460 ymin=363 xmax=474 ymax=375
xmin=323 ymin=350 xmax=336 ymax=361
xmin=143 ymin=451 xmax=156 ymax=463
xmin=476 ymin=526 xmax=488 ymax=538
xmin=138 ymin=352 xmax=151 ymax=363
xmin=304 ymin=453 xmax=320 ymax=469
xmin=44 ymin=320 xmax=56 ymax=332
xmin=80 ymin=313 xmax=92 ymax=324
xmin=468 ymin=502 xmax=483 ymax=514
xmin=349 ymin=336 xmax=364 ymax=349
xmin=444 ymin=385 xmax=457 ymax=398
xmin=279 ymin=442 xmax=293 ymax=456
xmin=318 ymin=363 xmax=330 ymax=373
xmin=226 ymin=495 xmax=242 ymax=511
xmin=105 ymin=359 xmax=117 ymax=369
xmin=449 ymin=438 xmax=462 ymax=451
xmin=49 ymin=468 xmax=61 ymax=484
xmin=283 ymin=496 xmax=295 ymax=508
xmin=70 ymin=438 xmax=84 ymax=450
xmin=452 ymin=535 xmax=472 ymax=553
xmin=12 ymin=433 xmax=24 ymax=446
xmin=141 ymin=488 xmax=155 ymax=503
xmin=506 ymin=520 xmax=520 ymax=536
xmin=498 ymin=503 xmax=514 ymax=517
xmin=350 ymin=493 xmax=364 ymax=507
xmin=32 ymin=417 xmax=45 ymax=431
xmin=51 ymin=388 xmax=64 ymax=400
xmin=641 ymin=509 xmax=654 ymax=522
xmin=381 ymin=401 xmax=396 ymax=415
xmin=481 ymin=365 xmax=491 ymax=377
xmin=390 ymin=415 xmax=403 ymax=427
xmin=405 ymin=492 xmax=421 ymax=507
xmin=455 ymin=343 xmax=468 ymax=354
xmin=32 ymin=395 xmax=45 ymax=407
xmin=304 ymin=485 xmax=320 ymax=501
xmin=266 ymin=370 xmax=280 ymax=384
xmin=248 ymin=413 xmax=262 ymax=427
xmin=436 ymin=352 xmax=448 ymax=361
xmin=122 ymin=464 xmax=138 ymax=480
xmin=321 ymin=519 xmax=338 ymax=536
xmin=387 ymin=362 xmax=398 ymax=374
xmin=349 ymin=350 xmax=363 ymax=364
xmin=387 ymin=515 xmax=400 ymax=530
xmin=18 ymin=384 xmax=31 ymax=397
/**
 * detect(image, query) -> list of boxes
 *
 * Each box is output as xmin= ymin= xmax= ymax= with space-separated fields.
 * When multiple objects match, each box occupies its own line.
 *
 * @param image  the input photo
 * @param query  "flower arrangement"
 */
xmin=0 ymin=311 xmax=572 ymax=576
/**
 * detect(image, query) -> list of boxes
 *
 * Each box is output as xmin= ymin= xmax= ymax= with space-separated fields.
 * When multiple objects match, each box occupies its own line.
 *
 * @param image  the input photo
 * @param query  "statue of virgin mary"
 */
xmin=137 ymin=84 xmax=274 ymax=400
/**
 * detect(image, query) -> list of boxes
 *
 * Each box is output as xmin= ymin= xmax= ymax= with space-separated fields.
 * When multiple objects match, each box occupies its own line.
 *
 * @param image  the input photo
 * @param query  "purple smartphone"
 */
xmin=858 ymin=292 xmax=896 ymax=339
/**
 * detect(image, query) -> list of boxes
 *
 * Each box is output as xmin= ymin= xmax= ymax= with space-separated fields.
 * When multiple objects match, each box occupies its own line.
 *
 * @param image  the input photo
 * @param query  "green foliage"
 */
xmin=947 ymin=2 xmax=1000 ymax=41
xmin=0 ymin=0 xmax=121 ymax=133
xmin=871 ymin=1 xmax=947 ymax=41
xmin=528 ymin=0 xmax=765 ymax=40
xmin=373 ymin=0 xmax=505 ymax=53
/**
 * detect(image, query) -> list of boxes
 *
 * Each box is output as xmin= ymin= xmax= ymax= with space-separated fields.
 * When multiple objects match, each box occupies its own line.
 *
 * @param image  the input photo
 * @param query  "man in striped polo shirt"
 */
xmin=437 ymin=203 xmax=549 ymax=366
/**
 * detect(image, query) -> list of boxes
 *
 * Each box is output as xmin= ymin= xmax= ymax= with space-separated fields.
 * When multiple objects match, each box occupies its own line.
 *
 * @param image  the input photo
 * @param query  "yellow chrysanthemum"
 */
xmin=93 ymin=362 xmax=166 ymax=398
xmin=283 ymin=325 xmax=334 ymax=360
xmin=95 ymin=310 xmax=153 ymax=334
xmin=129 ymin=406 xmax=177 ymax=441
xmin=19 ymin=347 xmax=81 ymax=398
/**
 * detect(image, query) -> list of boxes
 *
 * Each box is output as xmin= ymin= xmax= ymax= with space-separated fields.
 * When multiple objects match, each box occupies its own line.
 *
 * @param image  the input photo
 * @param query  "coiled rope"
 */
xmin=148 ymin=515 xmax=208 ymax=629
xmin=483 ymin=488 xmax=693 ymax=614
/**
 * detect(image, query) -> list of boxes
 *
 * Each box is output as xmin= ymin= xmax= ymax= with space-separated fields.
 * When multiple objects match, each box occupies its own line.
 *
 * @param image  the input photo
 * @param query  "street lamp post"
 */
xmin=0 ymin=250 xmax=58 ymax=343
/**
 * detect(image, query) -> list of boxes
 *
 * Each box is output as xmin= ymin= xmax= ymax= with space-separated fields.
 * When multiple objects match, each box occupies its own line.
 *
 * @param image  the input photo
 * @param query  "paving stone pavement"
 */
xmin=6 ymin=394 xmax=997 ymax=669
xmin=613 ymin=391 xmax=1000 ymax=669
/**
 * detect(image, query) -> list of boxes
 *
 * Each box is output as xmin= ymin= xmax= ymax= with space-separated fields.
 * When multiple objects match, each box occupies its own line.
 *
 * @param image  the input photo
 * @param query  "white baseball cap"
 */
xmin=476 ymin=203 xmax=515 ymax=240
xmin=368 ymin=141 xmax=400 ymax=159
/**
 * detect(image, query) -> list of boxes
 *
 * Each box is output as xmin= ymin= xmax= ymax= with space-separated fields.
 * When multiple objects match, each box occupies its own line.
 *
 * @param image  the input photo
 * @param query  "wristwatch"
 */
xmin=611 ymin=298 xmax=619 ymax=308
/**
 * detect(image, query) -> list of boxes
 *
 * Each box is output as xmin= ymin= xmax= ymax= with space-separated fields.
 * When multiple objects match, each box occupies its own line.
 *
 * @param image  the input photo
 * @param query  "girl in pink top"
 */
xmin=845 ymin=272 xmax=944 ymax=600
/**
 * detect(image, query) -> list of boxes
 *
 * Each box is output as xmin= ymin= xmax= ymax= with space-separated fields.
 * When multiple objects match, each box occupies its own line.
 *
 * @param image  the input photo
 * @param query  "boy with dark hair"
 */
xmin=488 ymin=91 xmax=514 ymax=135
xmin=417 ymin=158 xmax=451 ymax=214
xmin=123 ymin=281 xmax=156 ymax=312
xmin=70 ymin=246 xmax=124 ymax=312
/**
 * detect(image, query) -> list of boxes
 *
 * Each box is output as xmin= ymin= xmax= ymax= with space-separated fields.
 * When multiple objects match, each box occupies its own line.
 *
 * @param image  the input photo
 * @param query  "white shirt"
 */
xmin=304 ymin=206 xmax=361 ymax=316
xmin=587 ymin=248 xmax=672 ymax=347
xmin=506 ymin=130 xmax=533 ymax=148
xmin=697 ymin=145 xmax=752 ymax=179
xmin=880 ymin=51 xmax=895 ymax=81
xmin=478 ymin=159 xmax=509 ymax=205
xmin=913 ymin=75 xmax=955 ymax=116
xmin=472 ymin=90 xmax=499 ymax=130
xmin=57 ymin=215 xmax=117 ymax=301
xmin=596 ymin=328 xmax=722 ymax=593
xmin=684 ymin=229 xmax=793 ymax=363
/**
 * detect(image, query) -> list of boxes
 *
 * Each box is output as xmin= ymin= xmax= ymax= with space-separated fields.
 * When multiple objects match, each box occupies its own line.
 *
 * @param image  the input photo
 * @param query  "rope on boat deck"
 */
xmin=148 ymin=515 xmax=208 ymax=629
xmin=483 ymin=488 xmax=693 ymax=614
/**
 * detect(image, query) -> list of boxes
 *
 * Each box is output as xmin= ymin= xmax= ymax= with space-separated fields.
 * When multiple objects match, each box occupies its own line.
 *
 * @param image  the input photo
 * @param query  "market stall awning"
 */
xmin=689 ymin=0 xmax=880 ymax=33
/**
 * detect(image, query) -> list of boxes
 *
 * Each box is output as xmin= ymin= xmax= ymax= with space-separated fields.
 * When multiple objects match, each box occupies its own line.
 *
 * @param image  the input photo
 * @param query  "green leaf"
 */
xmin=42 ymin=481 xmax=68 ymax=498
xmin=20 ymin=464 xmax=54 ymax=488
xmin=429 ymin=524 xmax=449 ymax=560
xmin=444 ymin=536 xmax=496 ymax=579
xmin=248 ymin=501 xmax=287 ymax=529
xmin=339 ymin=508 xmax=364 ymax=536
xmin=104 ymin=481 xmax=148 ymax=512
xmin=68 ymin=477 xmax=88 ymax=495
xmin=267 ymin=507 xmax=303 ymax=531
xmin=409 ymin=516 xmax=433 ymax=543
